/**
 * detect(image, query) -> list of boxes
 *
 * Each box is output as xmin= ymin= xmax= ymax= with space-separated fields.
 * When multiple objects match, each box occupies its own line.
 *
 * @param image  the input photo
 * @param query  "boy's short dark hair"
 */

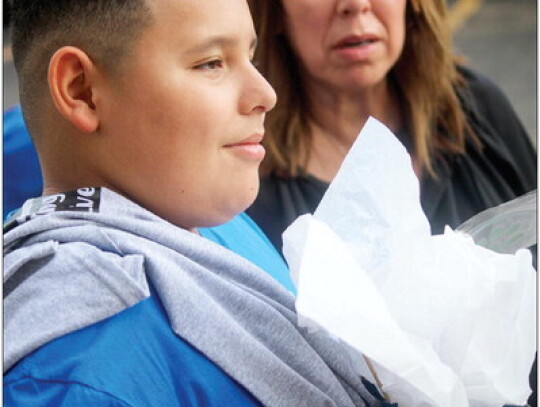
xmin=10 ymin=0 xmax=152 ymax=130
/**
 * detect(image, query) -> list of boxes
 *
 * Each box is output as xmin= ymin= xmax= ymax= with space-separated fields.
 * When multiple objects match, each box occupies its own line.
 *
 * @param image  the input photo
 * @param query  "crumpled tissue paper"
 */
xmin=282 ymin=117 xmax=536 ymax=407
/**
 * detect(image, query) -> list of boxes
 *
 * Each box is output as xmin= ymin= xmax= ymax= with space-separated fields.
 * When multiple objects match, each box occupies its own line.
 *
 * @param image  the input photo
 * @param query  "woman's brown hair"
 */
xmin=248 ymin=0 xmax=477 ymax=177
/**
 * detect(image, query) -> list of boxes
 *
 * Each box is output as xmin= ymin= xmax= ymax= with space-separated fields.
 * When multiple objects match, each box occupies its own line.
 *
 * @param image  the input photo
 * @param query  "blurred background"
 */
xmin=2 ymin=0 xmax=537 ymax=146
xmin=449 ymin=0 xmax=537 ymax=146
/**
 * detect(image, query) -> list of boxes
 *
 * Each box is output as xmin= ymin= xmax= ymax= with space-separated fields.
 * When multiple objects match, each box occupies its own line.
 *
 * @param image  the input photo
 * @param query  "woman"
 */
xmin=246 ymin=0 xmax=537 ymax=254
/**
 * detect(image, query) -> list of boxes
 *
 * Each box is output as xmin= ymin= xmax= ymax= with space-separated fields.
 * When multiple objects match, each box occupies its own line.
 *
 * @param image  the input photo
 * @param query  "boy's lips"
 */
xmin=224 ymin=134 xmax=266 ymax=161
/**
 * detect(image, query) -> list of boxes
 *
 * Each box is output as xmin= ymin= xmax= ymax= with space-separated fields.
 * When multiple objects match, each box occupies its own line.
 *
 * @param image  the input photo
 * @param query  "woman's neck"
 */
xmin=303 ymin=79 xmax=403 ymax=182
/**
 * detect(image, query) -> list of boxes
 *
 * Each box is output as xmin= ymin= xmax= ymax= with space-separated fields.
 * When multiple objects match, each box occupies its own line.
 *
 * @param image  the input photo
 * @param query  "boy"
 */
xmin=4 ymin=1 xmax=383 ymax=406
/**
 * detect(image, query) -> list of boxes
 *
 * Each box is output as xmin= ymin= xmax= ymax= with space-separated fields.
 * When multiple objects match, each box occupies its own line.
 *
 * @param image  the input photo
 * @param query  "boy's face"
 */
xmin=97 ymin=0 xmax=276 ymax=229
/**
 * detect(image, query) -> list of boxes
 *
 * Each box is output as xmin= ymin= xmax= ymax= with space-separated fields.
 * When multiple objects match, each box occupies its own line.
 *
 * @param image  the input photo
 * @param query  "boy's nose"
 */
xmin=242 ymin=64 xmax=277 ymax=115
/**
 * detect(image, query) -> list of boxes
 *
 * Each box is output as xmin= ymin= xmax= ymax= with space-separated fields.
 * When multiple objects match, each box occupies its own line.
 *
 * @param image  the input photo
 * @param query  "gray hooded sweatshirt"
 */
xmin=4 ymin=187 xmax=383 ymax=407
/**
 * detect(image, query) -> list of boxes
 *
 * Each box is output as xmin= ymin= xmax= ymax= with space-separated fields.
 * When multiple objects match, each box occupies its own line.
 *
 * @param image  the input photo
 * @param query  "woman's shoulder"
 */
xmin=455 ymin=64 xmax=536 ymax=192
xmin=456 ymin=64 xmax=534 ymax=152
xmin=456 ymin=64 xmax=515 ymax=117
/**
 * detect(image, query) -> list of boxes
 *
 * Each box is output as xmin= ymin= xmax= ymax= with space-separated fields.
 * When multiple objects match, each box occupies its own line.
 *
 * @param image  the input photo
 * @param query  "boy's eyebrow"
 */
xmin=184 ymin=35 xmax=258 ymax=55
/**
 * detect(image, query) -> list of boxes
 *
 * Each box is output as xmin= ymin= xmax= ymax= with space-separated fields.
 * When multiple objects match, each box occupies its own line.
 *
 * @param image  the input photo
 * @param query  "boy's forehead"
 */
xmin=148 ymin=0 xmax=249 ymax=20
xmin=143 ymin=0 xmax=255 ymax=47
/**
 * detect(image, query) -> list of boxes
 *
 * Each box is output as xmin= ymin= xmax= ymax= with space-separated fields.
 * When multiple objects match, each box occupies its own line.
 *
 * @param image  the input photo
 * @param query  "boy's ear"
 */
xmin=48 ymin=46 xmax=100 ymax=133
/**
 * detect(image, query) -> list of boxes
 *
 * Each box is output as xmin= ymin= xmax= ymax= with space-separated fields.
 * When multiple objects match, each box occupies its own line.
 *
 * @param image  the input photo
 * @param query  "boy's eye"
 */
xmin=195 ymin=59 xmax=224 ymax=71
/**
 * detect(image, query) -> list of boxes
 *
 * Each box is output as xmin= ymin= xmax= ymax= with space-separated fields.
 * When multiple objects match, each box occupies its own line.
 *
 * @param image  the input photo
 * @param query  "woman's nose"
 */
xmin=336 ymin=0 xmax=371 ymax=17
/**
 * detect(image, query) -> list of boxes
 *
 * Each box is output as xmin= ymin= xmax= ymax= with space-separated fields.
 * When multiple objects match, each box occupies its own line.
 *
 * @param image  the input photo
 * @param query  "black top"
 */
xmin=247 ymin=66 xmax=537 ymax=253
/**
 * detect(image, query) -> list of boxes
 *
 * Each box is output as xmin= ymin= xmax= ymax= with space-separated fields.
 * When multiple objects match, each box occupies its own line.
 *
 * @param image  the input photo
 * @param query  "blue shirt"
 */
xmin=200 ymin=213 xmax=295 ymax=294
xmin=3 ymin=105 xmax=43 ymax=220
xmin=4 ymin=287 xmax=262 ymax=407
xmin=4 ymin=213 xmax=294 ymax=406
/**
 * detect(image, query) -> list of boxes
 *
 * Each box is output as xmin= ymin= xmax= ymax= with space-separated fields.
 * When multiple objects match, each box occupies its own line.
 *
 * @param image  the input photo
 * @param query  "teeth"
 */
xmin=344 ymin=39 xmax=372 ymax=47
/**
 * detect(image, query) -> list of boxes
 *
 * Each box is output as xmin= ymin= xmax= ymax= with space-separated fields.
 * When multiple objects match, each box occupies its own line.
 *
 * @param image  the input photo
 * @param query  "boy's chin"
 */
xmin=214 ymin=188 xmax=260 ymax=226
xmin=170 ymin=193 xmax=259 ymax=230
xmin=210 ymin=193 xmax=259 ymax=227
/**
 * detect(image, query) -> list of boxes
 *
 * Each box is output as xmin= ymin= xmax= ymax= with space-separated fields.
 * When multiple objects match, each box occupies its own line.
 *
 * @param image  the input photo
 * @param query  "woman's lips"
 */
xmin=333 ymin=34 xmax=379 ymax=49
xmin=332 ymin=35 xmax=379 ymax=61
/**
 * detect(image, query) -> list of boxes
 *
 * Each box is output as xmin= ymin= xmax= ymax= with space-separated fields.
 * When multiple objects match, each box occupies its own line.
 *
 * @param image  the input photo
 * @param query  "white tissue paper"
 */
xmin=282 ymin=117 xmax=536 ymax=407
